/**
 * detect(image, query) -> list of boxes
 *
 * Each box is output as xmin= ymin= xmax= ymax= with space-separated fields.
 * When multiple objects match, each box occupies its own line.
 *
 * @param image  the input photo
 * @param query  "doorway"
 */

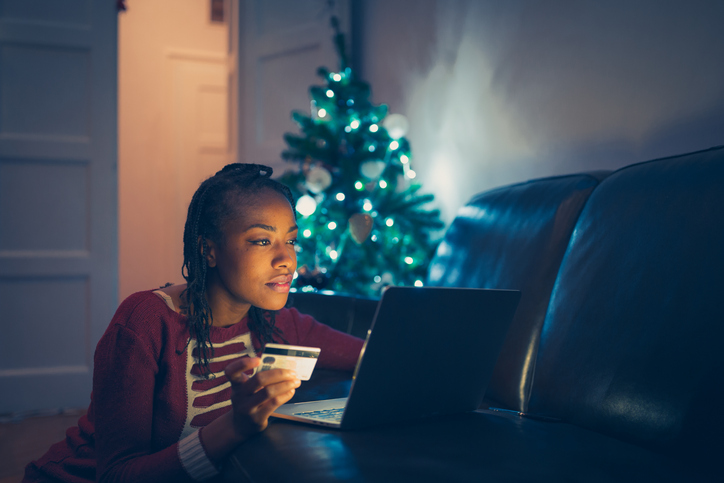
xmin=118 ymin=0 xmax=235 ymax=299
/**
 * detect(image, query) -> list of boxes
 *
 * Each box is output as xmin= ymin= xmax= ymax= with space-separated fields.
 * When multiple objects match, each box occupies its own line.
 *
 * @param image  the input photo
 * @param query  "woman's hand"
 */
xmin=224 ymin=356 xmax=301 ymax=439
xmin=200 ymin=356 xmax=300 ymax=465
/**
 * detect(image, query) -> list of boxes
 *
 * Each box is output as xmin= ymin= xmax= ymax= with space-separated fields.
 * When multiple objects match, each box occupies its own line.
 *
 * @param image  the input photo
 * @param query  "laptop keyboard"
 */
xmin=293 ymin=407 xmax=344 ymax=422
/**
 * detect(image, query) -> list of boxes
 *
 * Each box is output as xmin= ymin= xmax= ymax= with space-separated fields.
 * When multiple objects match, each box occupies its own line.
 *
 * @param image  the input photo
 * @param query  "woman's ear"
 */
xmin=200 ymin=237 xmax=218 ymax=268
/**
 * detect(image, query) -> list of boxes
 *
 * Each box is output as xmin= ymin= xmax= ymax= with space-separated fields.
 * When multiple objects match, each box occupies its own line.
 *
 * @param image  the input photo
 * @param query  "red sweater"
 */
xmin=24 ymin=290 xmax=363 ymax=483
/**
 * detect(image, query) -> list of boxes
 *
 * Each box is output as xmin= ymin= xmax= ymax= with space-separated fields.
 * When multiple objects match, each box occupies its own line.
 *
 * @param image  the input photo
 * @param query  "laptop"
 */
xmin=271 ymin=286 xmax=521 ymax=429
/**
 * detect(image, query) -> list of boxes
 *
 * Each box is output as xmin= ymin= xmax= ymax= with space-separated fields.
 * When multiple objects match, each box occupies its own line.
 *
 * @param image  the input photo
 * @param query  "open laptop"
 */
xmin=271 ymin=286 xmax=521 ymax=429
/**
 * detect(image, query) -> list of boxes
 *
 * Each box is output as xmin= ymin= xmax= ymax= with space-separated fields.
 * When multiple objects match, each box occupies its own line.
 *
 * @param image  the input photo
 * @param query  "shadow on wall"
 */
xmin=398 ymin=0 xmax=724 ymax=222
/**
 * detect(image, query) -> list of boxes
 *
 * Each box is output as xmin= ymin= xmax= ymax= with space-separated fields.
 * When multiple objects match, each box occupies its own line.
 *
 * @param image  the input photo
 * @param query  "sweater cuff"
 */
xmin=178 ymin=429 xmax=220 ymax=481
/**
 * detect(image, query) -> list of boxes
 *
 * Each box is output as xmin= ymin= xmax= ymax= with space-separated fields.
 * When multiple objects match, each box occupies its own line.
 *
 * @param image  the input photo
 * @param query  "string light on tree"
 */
xmin=279 ymin=15 xmax=443 ymax=296
xmin=296 ymin=195 xmax=317 ymax=216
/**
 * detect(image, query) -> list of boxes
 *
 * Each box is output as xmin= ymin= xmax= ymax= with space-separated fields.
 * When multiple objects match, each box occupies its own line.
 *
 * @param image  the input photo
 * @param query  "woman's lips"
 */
xmin=266 ymin=275 xmax=293 ymax=293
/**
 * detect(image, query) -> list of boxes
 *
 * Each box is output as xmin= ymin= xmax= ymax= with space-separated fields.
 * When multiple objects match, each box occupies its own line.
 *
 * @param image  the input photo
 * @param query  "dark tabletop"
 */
xmin=222 ymin=370 xmax=712 ymax=483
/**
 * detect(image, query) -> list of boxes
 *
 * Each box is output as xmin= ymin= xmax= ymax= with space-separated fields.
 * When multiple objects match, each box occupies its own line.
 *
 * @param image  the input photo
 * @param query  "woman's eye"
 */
xmin=250 ymin=239 xmax=270 ymax=246
xmin=287 ymin=238 xmax=297 ymax=245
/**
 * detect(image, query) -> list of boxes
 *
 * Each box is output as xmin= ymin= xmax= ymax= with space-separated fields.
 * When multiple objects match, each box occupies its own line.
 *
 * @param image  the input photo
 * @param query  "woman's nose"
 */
xmin=272 ymin=243 xmax=295 ymax=268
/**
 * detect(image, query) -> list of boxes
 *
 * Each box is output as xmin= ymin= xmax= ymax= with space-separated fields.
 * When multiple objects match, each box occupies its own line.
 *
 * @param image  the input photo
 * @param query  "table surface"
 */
xmin=222 ymin=371 xmax=711 ymax=483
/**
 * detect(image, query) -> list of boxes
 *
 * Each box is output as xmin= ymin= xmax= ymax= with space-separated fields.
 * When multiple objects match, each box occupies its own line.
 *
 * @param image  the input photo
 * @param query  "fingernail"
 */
xmin=294 ymin=379 xmax=302 ymax=387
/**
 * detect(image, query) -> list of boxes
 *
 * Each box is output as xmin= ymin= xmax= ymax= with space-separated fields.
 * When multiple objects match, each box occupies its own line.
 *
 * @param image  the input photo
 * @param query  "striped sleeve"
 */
xmin=178 ymin=429 xmax=220 ymax=481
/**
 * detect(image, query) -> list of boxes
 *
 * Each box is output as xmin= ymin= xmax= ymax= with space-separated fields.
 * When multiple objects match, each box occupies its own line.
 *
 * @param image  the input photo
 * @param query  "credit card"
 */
xmin=258 ymin=343 xmax=321 ymax=381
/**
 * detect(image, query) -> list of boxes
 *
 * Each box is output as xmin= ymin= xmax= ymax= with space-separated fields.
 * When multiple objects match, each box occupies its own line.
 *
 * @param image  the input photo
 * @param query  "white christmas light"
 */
xmin=379 ymin=179 xmax=387 ymax=189
xmin=414 ymin=280 xmax=424 ymax=287
xmin=344 ymin=126 xmax=352 ymax=133
xmin=400 ymin=154 xmax=409 ymax=164
xmin=371 ymin=234 xmax=378 ymax=242
xmin=350 ymin=119 xmax=360 ymax=129
xmin=329 ymin=250 xmax=338 ymax=260
xmin=327 ymin=221 xmax=337 ymax=230
xmin=303 ymin=229 xmax=312 ymax=238
xmin=386 ymin=218 xmax=394 ymax=227
xmin=404 ymin=256 xmax=414 ymax=264
xmin=389 ymin=141 xmax=399 ymax=150
xmin=369 ymin=124 xmax=379 ymax=133
xmin=368 ymin=145 xmax=376 ymax=152
xmin=374 ymin=275 xmax=382 ymax=283
xmin=332 ymin=73 xmax=342 ymax=81
xmin=336 ymin=192 xmax=345 ymax=201
xmin=406 ymin=169 xmax=417 ymax=179
xmin=355 ymin=181 xmax=364 ymax=190
xmin=318 ymin=108 xmax=327 ymax=118
xmin=296 ymin=195 xmax=317 ymax=216
xmin=363 ymin=201 xmax=373 ymax=211
xmin=293 ymin=271 xmax=299 ymax=279
xmin=326 ymin=89 xmax=334 ymax=98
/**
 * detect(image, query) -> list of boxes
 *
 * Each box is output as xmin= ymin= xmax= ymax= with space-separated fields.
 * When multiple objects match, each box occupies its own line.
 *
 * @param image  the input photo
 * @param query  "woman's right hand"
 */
xmin=224 ymin=356 xmax=301 ymax=439
xmin=200 ymin=356 xmax=300 ymax=465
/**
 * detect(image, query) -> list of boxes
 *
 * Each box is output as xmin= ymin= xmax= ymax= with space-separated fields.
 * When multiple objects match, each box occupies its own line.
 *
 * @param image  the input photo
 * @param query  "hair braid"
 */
xmin=179 ymin=163 xmax=294 ymax=377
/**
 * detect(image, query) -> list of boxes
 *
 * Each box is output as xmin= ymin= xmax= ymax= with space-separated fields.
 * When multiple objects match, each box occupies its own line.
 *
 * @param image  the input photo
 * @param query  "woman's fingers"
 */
xmin=228 ymin=371 xmax=300 ymax=438
xmin=235 ymin=367 xmax=300 ymax=397
xmin=224 ymin=356 xmax=261 ymax=384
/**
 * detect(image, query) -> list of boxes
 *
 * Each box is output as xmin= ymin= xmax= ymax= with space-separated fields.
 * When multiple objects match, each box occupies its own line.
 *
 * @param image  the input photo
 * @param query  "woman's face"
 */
xmin=205 ymin=189 xmax=298 ymax=320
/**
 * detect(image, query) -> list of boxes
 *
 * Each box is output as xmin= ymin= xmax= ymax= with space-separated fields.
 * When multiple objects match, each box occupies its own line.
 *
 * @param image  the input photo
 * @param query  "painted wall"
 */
xmin=118 ymin=0 xmax=229 ymax=300
xmin=355 ymin=0 xmax=724 ymax=222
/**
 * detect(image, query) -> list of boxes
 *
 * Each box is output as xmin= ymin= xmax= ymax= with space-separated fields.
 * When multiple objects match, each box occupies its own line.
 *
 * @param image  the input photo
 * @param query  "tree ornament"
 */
xmin=359 ymin=160 xmax=386 ymax=179
xmin=382 ymin=113 xmax=409 ymax=139
xmin=305 ymin=165 xmax=332 ymax=193
xmin=348 ymin=213 xmax=373 ymax=244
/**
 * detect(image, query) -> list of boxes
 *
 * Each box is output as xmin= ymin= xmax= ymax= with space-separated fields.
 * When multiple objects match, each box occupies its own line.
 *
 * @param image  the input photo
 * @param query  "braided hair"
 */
xmin=180 ymin=163 xmax=295 ymax=377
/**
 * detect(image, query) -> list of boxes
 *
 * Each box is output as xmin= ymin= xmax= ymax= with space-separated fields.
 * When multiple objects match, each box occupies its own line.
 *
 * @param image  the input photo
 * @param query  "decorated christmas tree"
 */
xmin=279 ymin=17 xmax=444 ymax=298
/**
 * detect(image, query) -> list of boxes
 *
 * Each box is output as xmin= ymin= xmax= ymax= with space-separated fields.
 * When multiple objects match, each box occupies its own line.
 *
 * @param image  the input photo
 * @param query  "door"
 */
xmin=117 ymin=0 xmax=233 ymax=299
xmin=238 ymin=0 xmax=350 ymax=172
xmin=0 ymin=0 xmax=118 ymax=413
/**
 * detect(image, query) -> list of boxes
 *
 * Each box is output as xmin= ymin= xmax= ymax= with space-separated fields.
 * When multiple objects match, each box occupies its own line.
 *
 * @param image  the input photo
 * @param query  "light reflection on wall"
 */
xmin=395 ymin=0 xmax=724 ymax=224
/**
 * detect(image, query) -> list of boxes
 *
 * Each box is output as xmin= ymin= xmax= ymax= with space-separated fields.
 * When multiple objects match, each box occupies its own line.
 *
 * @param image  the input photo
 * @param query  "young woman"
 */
xmin=23 ymin=164 xmax=364 ymax=482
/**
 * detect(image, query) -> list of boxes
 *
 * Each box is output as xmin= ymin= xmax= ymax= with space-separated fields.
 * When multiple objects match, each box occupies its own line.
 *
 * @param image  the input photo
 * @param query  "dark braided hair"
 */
xmin=180 ymin=163 xmax=295 ymax=377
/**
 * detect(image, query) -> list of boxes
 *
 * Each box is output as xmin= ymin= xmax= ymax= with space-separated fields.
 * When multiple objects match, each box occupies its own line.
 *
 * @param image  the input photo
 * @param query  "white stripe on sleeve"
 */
xmin=178 ymin=429 xmax=220 ymax=481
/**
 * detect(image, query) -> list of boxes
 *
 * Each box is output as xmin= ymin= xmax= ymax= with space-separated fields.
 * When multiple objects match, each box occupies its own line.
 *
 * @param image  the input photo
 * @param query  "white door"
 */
xmin=168 ymin=49 xmax=232 ymax=270
xmin=238 ymin=0 xmax=350 ymax=172
xmin=117 ymin=0 xmax=233 ymax=299
xmin=0 ymin=0 xmax=118 ymax=413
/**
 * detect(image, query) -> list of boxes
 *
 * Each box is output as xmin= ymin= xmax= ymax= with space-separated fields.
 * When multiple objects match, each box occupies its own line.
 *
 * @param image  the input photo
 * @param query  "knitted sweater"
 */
xmin=23 ymin=290 xmax=364 ymax=483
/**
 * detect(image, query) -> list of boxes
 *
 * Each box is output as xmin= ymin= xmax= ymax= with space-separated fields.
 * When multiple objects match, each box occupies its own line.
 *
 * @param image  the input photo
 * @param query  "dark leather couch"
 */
xmin=287 ymin=145 xmax=724 ymax=481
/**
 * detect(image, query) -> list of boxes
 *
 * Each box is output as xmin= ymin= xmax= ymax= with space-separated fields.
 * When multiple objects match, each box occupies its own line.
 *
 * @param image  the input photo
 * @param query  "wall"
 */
xmin=119 ymin=0 xmax=229 ymax=300
xmin=355 ymin=0 xmax=724 ymax=222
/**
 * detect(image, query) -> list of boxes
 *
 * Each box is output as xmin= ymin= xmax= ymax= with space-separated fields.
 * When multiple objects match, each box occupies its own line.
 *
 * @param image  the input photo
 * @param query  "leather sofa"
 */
xmin=287 ymin=145 xmax=724 ymax=480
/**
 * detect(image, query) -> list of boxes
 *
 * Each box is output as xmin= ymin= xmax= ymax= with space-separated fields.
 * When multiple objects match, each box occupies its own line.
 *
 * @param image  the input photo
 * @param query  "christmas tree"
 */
xmin=279 ymin=17 xmax=444 ymax=298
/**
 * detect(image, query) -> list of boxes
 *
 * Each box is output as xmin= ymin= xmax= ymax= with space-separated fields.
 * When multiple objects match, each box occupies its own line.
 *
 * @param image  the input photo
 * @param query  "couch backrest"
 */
xmin=286 ymin=291 xmax=378 ymax=340
xmin=427 ymin=171 xmax=609 ymax=411
xmin=528 ymin=146 xmax=724 ymax=465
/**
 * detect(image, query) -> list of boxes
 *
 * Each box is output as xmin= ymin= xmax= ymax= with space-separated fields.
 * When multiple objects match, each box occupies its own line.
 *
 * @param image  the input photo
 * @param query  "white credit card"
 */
xmin=259 ymin=343 xmax=321 ymax=381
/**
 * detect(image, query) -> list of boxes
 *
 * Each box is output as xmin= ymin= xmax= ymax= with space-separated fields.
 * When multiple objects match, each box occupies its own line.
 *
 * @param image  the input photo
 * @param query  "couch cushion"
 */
xmin=529 ymin=146 xmax=724 ymax=468
xmin=427 ymin=171 xmax=609 ymax=411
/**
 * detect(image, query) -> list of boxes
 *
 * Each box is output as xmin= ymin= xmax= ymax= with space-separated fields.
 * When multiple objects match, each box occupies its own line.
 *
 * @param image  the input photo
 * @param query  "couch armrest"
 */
xmin=285 ymin=291 xmax=379 ymax=339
